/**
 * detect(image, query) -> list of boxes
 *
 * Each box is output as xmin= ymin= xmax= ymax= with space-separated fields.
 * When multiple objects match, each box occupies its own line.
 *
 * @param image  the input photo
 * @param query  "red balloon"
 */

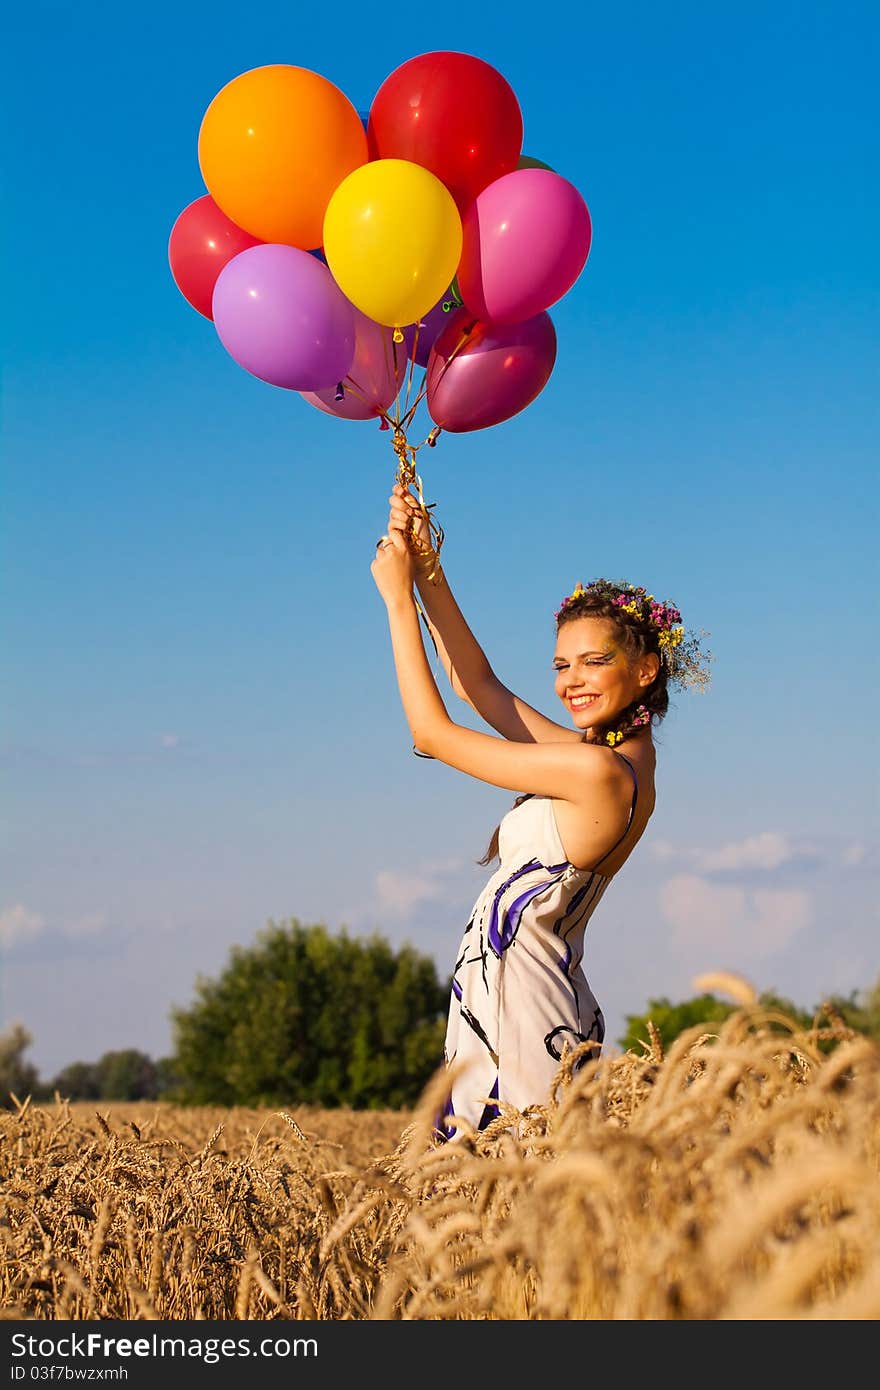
xmin=426 ymin=308 xmax=557 ymax=433
xmin=368 ymin=52 xmax=523 ymax=212
xmin=168 ymin=195 xmax=262 ymax=320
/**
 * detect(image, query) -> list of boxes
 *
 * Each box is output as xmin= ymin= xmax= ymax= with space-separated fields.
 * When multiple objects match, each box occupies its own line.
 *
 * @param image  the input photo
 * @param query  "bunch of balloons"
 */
xmin=168 ymin=52 xmax=591 ymax=439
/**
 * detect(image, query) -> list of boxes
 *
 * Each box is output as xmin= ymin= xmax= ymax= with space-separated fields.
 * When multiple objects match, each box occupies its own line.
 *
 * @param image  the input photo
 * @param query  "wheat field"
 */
xmin=3 ymin=984 xmax=879 ymax=1320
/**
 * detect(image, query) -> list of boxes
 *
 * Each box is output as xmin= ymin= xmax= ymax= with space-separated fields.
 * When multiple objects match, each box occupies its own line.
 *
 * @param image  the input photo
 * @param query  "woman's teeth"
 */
xmin=571 ymin=695 xmax=599 ymax=708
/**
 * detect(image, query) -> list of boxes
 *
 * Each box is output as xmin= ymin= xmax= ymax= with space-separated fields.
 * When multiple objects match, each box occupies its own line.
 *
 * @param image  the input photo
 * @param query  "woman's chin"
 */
xmin=572 ymin=718 xmax=596 ymax=738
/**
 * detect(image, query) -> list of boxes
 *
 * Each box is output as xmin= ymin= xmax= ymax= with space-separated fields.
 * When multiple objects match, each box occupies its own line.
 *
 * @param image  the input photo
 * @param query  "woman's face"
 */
xmin=552 ymin=616 xmax=654 ymax=733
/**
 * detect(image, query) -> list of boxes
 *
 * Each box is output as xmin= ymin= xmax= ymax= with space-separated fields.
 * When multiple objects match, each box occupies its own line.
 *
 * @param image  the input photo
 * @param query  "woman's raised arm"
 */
xmin=389 ymin=485 xmax=582 ymax=745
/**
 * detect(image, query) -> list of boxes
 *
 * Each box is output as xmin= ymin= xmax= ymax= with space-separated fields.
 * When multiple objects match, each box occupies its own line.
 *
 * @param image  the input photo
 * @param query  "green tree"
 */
xmin=821 ymin=975 xmax=880 ymax=1042
xmin=620 ymin=980 xmax=880 ymax=1054
xmin=50 ymin=1060 xmax=100 ymax=1100
xmin=0 ymin=1023 xmax=40 ymax=1106
xmin=94 ymin=1049 xmax=158 ymax=1100
xmin=619 ymin=993 xmax=737 ymax=1053
xmin=169 ymin=918 xmax=449 ymax=1108
xmin=155 ymin=1055 xmax=184 ymax=1098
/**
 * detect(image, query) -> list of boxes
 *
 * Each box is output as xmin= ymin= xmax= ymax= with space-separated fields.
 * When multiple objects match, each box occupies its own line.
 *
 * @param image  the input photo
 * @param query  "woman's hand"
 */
xmin=371 ymin=524 xmax=415 ymax=606
xmin=388 ymin=482 xmax=432 ymax=558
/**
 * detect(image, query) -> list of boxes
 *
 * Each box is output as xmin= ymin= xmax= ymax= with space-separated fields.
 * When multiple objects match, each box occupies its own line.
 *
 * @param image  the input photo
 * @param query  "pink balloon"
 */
xmin=212 ymin=245 xmax=355 ymax=391
xmin=301 ymin=309 xmax=407 ymax=420
xmin=458 ymin=169 xmax=591 ymax=324
xmin=426 ymin=308 xmax=557 ymax=433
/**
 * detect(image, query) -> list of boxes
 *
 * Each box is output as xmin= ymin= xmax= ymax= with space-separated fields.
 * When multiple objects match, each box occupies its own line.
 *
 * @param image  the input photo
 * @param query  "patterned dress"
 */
xmin=437 ymin=750 xmax=639 ymax=1138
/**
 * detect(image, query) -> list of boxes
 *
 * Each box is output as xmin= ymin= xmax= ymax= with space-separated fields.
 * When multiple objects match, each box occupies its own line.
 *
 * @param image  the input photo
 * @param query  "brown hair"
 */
xmin=476 ymin=587 xmax=671 ymax=866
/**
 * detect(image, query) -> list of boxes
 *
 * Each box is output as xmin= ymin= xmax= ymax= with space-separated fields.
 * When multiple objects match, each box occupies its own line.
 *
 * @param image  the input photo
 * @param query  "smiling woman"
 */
xmin=371 ymin=488 xmax=713 ymax=1141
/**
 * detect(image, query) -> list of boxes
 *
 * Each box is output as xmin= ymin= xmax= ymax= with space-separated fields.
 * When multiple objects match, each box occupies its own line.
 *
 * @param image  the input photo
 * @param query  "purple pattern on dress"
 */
xmin=487 ymin=860 xmax=568 ymax=956
xmin=433 ymin=1089 xmax=457 ymax=1143
xmin=554 ymin=874 xmax=605 ymax=979
xmin=477 ymin=1074 xmax=500 ymax=1131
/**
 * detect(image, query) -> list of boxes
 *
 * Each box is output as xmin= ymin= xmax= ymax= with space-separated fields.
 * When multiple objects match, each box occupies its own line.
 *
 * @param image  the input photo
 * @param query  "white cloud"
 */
xmin=159 ymin=733 xmax=180 ymax=749
xmin=649 ymin=831 xmax=820 ymax=873
xmin=697 ymin=832 xmax=799 ymax=871
xmin=648 ymin=839 xmax=678 ymax=862
xmin=65 ymin=913 xmax=110 ymax=939
xmin=659 ymin=873 xmax=813 ymax=964
xmin=0 ymin=905 xmax=111 ymax=949
xmin=0 ymin=904 xmax=46 ymax=947
xmin=842 ymin=843 xmax=866 ymax=866
xmin=373 ymin=857 xmax=468 ymax=920
xmin=376 ymin=870 xmax=445 ymax=918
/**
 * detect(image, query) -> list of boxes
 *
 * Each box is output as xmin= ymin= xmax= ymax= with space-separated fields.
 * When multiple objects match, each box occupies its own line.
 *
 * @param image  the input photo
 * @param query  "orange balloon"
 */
xmin=198 ymin=65 xmax=368 ymax=249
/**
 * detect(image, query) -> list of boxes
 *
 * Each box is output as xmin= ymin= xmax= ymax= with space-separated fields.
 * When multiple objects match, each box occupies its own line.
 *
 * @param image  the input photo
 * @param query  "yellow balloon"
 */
xmin=323 ymin=159 xmax=462 ymax=328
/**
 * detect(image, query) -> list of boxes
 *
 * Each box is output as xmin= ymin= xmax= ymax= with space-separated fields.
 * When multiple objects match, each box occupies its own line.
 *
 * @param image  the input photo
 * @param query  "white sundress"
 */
xmin=436 ymin=751 xmax=639 ymax=1139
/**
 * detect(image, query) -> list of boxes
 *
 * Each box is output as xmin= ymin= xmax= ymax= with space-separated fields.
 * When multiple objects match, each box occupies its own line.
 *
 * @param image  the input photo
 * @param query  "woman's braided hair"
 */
xmin=476 ymin=578 xmax=711 ymax=866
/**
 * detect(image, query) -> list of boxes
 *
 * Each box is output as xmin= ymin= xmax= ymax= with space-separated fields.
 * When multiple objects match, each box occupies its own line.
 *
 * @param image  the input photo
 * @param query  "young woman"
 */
xmin=371 ymin=484 xmax=710 ymax=1139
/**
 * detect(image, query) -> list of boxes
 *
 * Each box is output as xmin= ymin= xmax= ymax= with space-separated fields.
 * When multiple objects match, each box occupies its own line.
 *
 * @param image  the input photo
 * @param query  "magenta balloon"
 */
xmin=301 ymin=309 xmax=406 ymax=420
xmin=401 ymin=289 xmax=460 ymax=367
xmin=212 ymin=245 xmax=355 ymax=391
xmin=458 ymin=169 xmax=591 ymax=324
xmin=426 ymin=308 xmax=557 ymax=433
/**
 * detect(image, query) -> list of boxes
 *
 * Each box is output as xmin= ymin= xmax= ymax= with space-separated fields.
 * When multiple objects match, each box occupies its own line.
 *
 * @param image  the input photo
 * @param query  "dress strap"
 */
xmin=591 ymin=751 xmax=639 ymax=873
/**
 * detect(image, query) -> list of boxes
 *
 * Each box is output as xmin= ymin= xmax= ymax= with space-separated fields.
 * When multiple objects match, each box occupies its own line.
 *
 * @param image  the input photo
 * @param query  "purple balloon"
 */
xmin=212 ymin=245 xmax=355 ymax=391
xmin=426 ymin=308 xmax=557 ymax=433
xmin=458 ymin=169 xmax=591 ymax=324
xmin=401 ymin=288 xmax=461 ymax=367
xmin=301 ymin=308 xmax=406 ymax=421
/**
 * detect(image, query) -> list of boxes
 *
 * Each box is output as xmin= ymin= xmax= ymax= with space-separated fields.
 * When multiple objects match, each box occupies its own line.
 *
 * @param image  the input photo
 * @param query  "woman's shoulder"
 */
xmin=615 ymin=735 xmax=657 ymax=798
xmin=582 ymin=731 xmax=657 ymax=792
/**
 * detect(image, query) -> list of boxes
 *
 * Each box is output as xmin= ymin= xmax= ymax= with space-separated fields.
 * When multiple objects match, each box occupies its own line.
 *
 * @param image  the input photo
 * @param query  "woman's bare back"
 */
xmin=552 ymin=736 xmax=657 ymax=875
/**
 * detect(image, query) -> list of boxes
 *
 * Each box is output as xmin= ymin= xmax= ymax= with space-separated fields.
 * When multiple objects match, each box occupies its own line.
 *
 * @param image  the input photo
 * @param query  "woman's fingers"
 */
xmin=388 ymin=486 xmax=432 ymax=549
xmin=389 ymin=493 xmax=415 ymax=516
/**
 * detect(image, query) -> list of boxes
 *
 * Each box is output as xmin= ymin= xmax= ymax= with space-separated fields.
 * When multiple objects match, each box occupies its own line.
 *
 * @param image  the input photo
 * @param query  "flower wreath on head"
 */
xmin=555 ymin=578 xmax=714 ymax=702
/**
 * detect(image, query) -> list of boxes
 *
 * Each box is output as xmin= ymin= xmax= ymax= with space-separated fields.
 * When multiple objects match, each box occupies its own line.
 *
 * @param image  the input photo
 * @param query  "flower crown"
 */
xmin=555 ymin=578 xmax=713 ymax=693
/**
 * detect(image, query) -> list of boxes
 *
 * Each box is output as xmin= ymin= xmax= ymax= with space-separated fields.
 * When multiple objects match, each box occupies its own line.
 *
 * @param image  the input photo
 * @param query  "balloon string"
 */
xmin=379 ymin=330 xmax=401 ymax=427
xmin=342 ymin=372 xmax=369 ymax=403
xmin=390 ymin=334 xmax=404 ymax=427
xmin=390 ymin=425 xmax=444 ymax=585
xmin=433 ymin=322 xmax=477 ymax=392
xmin=400 ymin=374 xmax=429 ymax=432
xmin=402 ymin=322 xmax=420 ymax=421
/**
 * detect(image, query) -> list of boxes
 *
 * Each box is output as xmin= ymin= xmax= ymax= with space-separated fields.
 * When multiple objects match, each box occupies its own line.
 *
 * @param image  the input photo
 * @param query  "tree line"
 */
xmin=3 ymin=918 xmax=878 ymax=1108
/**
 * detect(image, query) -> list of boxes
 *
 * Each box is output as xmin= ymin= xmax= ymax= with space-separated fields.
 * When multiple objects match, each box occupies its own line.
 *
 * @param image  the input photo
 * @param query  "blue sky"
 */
xmin=3 ymin=2 xmax=877 ymax=1080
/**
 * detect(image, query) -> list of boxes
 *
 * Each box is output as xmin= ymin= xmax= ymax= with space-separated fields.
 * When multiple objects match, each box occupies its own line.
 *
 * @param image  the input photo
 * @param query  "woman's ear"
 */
xmin=640 ymin=652 xmax=661 ymax=687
